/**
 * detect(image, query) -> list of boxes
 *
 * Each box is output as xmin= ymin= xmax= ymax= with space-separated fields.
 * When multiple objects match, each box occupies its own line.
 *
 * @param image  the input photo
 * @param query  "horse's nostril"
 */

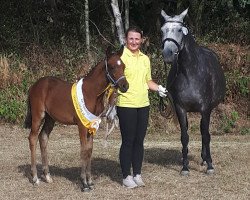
xmin=122 ymin=86 xmax=126 ymax=92
xmin=120 ymin=83 xmax=129 ymax=93
xmin=163 ymin=49 xmax=173 ymax=58
xmin=168 ymin=50 xmax=173 ymax=56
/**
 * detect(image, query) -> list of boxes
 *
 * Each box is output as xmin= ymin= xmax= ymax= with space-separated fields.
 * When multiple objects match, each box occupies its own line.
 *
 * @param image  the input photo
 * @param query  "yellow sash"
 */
xmin=71 ymin=79 xmax=101 ymax=135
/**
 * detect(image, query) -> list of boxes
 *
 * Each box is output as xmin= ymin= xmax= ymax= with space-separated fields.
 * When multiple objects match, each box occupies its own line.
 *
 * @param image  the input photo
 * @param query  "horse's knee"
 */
xmin=29 ymin=132 xmax=37 ymax=144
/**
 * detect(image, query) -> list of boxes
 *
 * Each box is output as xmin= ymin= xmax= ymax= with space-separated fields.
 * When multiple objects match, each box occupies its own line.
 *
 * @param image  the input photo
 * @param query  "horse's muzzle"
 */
xmin=162 ymin=48 xmax=178 ymax=64
xmin=118 ymin=79 xmax=129 ymax=93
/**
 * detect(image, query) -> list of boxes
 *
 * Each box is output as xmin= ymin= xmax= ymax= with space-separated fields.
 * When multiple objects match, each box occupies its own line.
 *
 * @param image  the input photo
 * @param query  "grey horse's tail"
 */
xmin=24 ymin=96 xmax=32 ymax=129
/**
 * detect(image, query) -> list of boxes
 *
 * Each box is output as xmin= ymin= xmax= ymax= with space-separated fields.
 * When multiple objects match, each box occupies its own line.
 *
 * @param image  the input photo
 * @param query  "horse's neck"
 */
xmin=179 ymin=34 xmax=198 ymax=65
xmin=176 ymin=34 xmax=199 ymax=75
xmin=182 ymin=34 xmax=197 ymax=55
xmin=83 ymin=61 xmax=109 ymax=99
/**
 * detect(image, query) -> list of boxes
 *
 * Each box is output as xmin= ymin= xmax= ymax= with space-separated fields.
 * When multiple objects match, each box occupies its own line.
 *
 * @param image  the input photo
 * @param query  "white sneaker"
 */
xmin=133 ymin=174 xmax=145 ymax=187
xmin=122 ymin=175 xmax=138 ymax=189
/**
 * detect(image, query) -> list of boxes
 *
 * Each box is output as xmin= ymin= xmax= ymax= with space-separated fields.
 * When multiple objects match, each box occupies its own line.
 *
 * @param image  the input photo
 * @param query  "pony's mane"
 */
xmin=84 ymin=60 xmax=103 ymax=78
xmin=76 ymin=58 xmax=104 ymax=81
xmin=76 ymin=50 xmax=119 ymax=82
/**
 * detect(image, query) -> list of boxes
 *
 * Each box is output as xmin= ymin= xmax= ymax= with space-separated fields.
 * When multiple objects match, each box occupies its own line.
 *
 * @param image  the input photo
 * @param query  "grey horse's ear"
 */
xmin=179 ymin=8 xmax=189 ymax=21
xmin=161 ymin=10 xmax=170 ymax=21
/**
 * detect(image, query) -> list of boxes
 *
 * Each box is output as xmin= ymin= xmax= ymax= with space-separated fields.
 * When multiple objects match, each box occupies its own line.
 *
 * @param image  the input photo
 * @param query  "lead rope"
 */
xmin=159 ymin=56 xmax=178 ymax=119
xmin=102 ymin=89 xmax=119 ymax=147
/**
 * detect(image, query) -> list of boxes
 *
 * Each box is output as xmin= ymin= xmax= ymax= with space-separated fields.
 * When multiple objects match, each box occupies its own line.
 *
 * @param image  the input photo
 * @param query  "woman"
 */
xmin=117 ymin=26 xmax=167 ymax=188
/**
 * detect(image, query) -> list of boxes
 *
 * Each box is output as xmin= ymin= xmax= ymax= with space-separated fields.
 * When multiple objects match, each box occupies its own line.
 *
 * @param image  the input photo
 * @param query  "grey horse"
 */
xmin=161 ymin=8 xmax=226 ymax=175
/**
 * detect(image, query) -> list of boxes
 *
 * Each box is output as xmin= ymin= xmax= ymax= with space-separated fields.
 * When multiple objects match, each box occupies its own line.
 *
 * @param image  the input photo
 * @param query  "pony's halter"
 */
xmin=161 ymin=21 xmax=185 ymax=55
xmin=105 ymin=59 xmax=125 ymax=87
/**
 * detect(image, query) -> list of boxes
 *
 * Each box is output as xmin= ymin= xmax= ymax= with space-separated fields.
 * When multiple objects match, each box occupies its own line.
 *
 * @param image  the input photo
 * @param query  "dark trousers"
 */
xmin=117 ymin=106 xmax=150 ymax=178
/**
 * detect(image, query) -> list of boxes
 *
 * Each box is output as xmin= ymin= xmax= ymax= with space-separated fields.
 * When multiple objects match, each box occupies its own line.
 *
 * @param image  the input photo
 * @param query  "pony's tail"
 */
xmin=24 ymin=96 xmax=32 ymax=129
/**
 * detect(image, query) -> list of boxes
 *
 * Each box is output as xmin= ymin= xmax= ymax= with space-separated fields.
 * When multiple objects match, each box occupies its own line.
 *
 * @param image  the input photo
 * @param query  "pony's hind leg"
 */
xmin=200 ymin=111 xmax=214 ymax=174
xmin=39 ymin=114 xmax=55 ymax=183
xmin=28 ymin=115 xmax=44 ymax=185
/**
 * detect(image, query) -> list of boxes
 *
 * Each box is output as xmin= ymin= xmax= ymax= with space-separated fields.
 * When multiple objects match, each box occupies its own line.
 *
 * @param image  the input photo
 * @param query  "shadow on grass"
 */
xmin=145 ymin=148 xmax=182 ymax=166
xmin=144 ymin=147 xmax=196 ymax=172
xmin=18 ymin=148 xmax=195 ymax=186
xmin=18 ymin=158 xmax=121 ymax=186
xmin=17 ymin=164 xmax=80 ymax=184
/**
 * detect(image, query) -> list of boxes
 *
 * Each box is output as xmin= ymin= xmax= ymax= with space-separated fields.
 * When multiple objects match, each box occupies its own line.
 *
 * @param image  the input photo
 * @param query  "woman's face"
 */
xmin=126 ymin=31 xmax=142 ymax=53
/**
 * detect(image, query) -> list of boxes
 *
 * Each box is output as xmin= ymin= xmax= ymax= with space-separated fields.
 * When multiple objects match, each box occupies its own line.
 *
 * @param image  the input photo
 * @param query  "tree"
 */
xmin=124 ymin=0 xmax=130 ymax=30
xmin=104 ymin=0 xmax=116 ymax=39
xmin=111 ymin=0 xmax=125 ymax=45
xmin=85 ymin=0 xmax=90 ymax=57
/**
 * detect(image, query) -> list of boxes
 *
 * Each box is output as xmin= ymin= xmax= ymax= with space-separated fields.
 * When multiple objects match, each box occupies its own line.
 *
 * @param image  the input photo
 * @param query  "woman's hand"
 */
xmin=158 ymin=85 xmax=167 ymax=97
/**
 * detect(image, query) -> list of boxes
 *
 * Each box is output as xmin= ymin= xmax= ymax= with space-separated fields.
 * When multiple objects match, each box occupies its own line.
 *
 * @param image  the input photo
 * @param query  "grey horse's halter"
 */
xmin=105 ymin=59 xmax=125 ymax=87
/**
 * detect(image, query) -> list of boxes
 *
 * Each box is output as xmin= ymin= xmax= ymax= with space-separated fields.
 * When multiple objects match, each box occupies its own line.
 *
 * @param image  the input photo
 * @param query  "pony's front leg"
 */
xmin=78 ymin=126 xmax=94 ymax=192
xmin=176 ymin=105 xmax=189 ymax=176
xmin=86 ymin=134 xmax=94 ymax=189
xmin=200 ymin=112 xmax=214 ymax=174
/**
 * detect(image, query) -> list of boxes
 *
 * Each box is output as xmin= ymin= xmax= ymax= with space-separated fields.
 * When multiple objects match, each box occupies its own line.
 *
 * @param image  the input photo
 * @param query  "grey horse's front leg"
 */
xmin=176 ymin=105 xmax=190 ymax=176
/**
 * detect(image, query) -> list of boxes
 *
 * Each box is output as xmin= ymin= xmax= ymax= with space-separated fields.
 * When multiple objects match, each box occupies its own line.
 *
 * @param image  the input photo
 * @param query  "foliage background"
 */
xmin=0 ymin=0 xmax=249 ymax=134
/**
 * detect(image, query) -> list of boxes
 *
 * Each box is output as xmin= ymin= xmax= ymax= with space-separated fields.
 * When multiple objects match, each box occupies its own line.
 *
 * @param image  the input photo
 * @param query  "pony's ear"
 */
xmin=117 ymin=45 xmax=124 ymax=57
xmin=106 ymin=46 xmax=113 ymax=58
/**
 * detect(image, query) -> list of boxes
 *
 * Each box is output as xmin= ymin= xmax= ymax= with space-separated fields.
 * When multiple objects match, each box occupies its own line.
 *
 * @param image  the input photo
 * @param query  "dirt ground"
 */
xmin=0 ymin=124 xmax=249 ymax=200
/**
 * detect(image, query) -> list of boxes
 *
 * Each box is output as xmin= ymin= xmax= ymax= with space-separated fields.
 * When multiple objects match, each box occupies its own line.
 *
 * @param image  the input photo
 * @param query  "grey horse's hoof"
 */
xmin=88 ymin=183 xmax=94 ymax=190
xmin=82 ymin=187 xmax=91 ymax=192
xmin=206 ymin=168 xmax=215 ymax=175
xmin=180 ymin=170 xmax=189 ymax=176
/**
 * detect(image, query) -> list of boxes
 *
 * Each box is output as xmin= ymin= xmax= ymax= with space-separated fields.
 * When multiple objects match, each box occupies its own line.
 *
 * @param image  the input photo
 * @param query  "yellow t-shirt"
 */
xmin=117 ymin=47 xmax=152 ymax=108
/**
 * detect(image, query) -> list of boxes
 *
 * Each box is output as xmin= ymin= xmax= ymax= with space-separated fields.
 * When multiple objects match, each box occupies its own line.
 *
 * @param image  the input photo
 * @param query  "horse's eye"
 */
xmin=178 ymin=29 xmax=182 ymax=32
